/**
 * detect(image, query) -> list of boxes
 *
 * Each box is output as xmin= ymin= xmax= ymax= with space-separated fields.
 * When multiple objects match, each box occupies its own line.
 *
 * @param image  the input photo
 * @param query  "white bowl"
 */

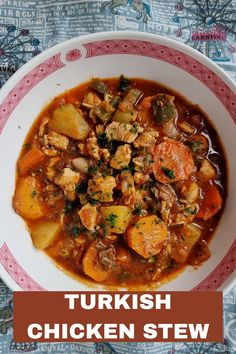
xmin=0 ymin=31 xmax=235 ymax=291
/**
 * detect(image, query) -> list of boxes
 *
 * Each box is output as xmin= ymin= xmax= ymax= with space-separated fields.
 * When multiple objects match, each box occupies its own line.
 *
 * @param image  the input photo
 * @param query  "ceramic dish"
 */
xmin=0 ymin=31 xmax=235 ymax=291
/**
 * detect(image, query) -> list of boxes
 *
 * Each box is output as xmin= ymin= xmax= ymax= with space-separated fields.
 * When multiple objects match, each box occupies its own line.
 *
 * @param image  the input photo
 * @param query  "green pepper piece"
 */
xmin=152 ymin=94 xmax=177 ymax=126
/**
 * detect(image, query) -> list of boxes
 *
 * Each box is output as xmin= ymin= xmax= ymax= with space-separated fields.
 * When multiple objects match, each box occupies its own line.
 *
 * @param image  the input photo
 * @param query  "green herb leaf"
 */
xmin=76 ymin=181 xmax=88 ymax=195
xmin=130 ymin=123 xmax=139 ymax=134
xmin=133 ymin=205 xmax=142 ymax=216
xmin=64 ymin=201 xmax=76 ymax=214
xmin=31 ymin=190 xmax=36 ymax=198
xmin=118 ymin=271 xmax=131 ymax=282
xmin=161 ymin=166 xmax=175 ymax=180
xmin=122 ymin=164 xmax=135 ymax=173
xmin=106 ymin=213 xmax=118 ymax=228
xmin=184 ymin=206 xmax=198 ymax=215
xmin=88 ymin=166 xmax=99 ymax=175
xmin=97 ymin=132 xmax=108 ymax=148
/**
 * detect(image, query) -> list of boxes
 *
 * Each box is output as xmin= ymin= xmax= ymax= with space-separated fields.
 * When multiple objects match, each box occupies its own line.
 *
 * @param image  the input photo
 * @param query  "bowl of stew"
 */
xmin=0 ymin=31 xmax=235 ymax=291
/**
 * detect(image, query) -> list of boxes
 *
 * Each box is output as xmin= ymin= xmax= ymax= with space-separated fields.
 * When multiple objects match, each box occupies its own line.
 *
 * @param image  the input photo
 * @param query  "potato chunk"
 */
xmin=13 ymin=176 xmax=43 ymax=219
xmin=82 ymin=242 xmax=108 ymax=282
xmin=101 ymin=206 xmax=132 ymax=234
xmin=199 ymin=159 xmax=216 ymax=180
xmin=127 ymin=215 xmax=167 ymax=258
xmin=170 ymin=223 xmax=201 ymax=263
xmin=181 ymin=181 xmax=199 ymax=204
xmin=31 ymin=221 xmax=60 ymax=249
xmin=49 ymin=104 xmax=89 ymax=140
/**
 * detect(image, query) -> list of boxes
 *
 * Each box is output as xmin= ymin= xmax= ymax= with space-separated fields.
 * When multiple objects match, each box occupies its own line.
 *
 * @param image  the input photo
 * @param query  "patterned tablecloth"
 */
xmin=0 ymin=1 xmax=235 ymax=353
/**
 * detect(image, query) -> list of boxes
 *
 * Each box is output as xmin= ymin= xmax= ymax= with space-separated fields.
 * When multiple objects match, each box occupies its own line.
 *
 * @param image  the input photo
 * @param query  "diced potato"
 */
xmin=13 ymin=176 xmax=44 ymax=219
xmin=82 ymin=242 xmax=108 ymax=282
xmin=199 ymin=159 xmax=216 ymax=180
xmin=49 ymin=104 xmax=89 ymax=140
xmin=170 ymin=223 xmax=201 ymax=263
xmin=181 ymin=181 xmax=199 ymax=203
xmin=113 ymin=109 xmax=138 ymax=123
xmin=31 ymin=221 xmax=60 ymax=249
xmin=127 ymin=215 xmax=168 ymax=258
xmin=101 ymin=206 xmax=132 ymax=234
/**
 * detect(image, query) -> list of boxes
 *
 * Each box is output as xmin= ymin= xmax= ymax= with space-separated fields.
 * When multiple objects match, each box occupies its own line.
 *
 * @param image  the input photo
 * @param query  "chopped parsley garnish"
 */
xmin=88 ymin=165 xmax=99 ymax=174
xmin=118 ymin=271 xmax=131 ymax=282
xmin=145 ymin=155 xmax=154 ymax=164
xmin=130 ymin=123 xmax=139 ymax=134
xmin=97 ymin=133 xmax=108 ymax=148
xmin=106 ymin=213 xmax=118 ymax=228
xmin=133 ymin=205 xmax=142 ymax=216
xmin=76 ymin=181 xmax=88 ymax=195
xmin=64 ymin=201 xmax=77 ymax=214
xmin=122 ymin=164 xmax=135 ymax=173
xmin=71 ymin=226 xmax=85 ymax=237
xmin=31 ymin=190 xmax=36 ymax=198
xmin=148 ymin=255 xmax=156 ymax=263
xmin=88 ymin=198 xmax=98 ymax=205
xmin=161 ymin=166 xmax=175 ymax=180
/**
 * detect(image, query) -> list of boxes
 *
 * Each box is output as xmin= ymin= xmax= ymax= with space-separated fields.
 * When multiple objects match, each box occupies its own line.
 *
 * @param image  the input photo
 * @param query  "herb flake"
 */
xmin=161 ymin=166 xmax=175 ymax=180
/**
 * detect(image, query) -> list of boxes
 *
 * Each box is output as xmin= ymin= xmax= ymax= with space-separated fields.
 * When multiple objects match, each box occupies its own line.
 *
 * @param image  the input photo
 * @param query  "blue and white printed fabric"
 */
xmin=0 ymin=1 xmax=235 ymax=353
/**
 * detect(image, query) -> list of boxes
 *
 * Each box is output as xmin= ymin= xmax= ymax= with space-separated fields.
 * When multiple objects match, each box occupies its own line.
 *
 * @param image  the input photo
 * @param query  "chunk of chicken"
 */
xmin=199 ymin=159 xmax=216 ymax=180
xmin=42 ymin=147 xmax=58 ymax=156
xmin=105 ymin=122 xmax=143 ymax=143
xmin=39 ymin=117 xmax=49 ymax=137
xmin=181 ymin=181 xmax=199 ymax=204
xmin=54 ymin=168 xmax=80 ymax=201
xmin=78 ymin=203 xmax=98 ymax=231
xmin=87 ymin=174 xmax=116 ymax=202
xmin=133 ymin=128 xmax=159 ymax=148
xmin=119 ymin=171 xmax=135 ymax=205
xmin=134 ymin=172 xmax=149 ymax=185
xmin=46 ymin=157 xmax=61 ymax=181
xmin=95 ymin=124 xmax=104 ymax=136
xmin=100 ymin=149 xmax=111 ymax=162
xmin=110 ymin=144 xmax=132 ymax=170
xmin=78 ymin=142 xmax=87 ymax=156
xmin=86 ymin=132 xmax=100 ymax=160
xmin=82 ymin=92 xmax=101 ymax=109
xmin=44 ymin=130 xmax=69 ymax=151
xmin=133 ymin=154 xmax=154 ymax=172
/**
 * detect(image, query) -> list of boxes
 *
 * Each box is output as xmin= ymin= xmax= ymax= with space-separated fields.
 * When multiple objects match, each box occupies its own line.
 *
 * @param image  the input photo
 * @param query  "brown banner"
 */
xmin=13 ymin=292 xmax=223 ymax=342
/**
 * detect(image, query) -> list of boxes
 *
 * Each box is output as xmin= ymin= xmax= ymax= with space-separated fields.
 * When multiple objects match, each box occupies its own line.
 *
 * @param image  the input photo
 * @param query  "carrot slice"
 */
xmin=153 ymin=139 xmax=195 ymax=183
xmin=197 ymin=183 xmax=223 ymax=220
xmin=18 ymin=148 xmax=45 ymax=176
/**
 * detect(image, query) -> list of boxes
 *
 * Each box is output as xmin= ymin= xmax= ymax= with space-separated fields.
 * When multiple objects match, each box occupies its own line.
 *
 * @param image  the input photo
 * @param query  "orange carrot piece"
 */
xmin=18 ymin=148 xmax=45 ymax=176
xmin=197 ymin=183 xmax=223 ymax=220
xmin=153 ymin=139 xmax=195 ymax=183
